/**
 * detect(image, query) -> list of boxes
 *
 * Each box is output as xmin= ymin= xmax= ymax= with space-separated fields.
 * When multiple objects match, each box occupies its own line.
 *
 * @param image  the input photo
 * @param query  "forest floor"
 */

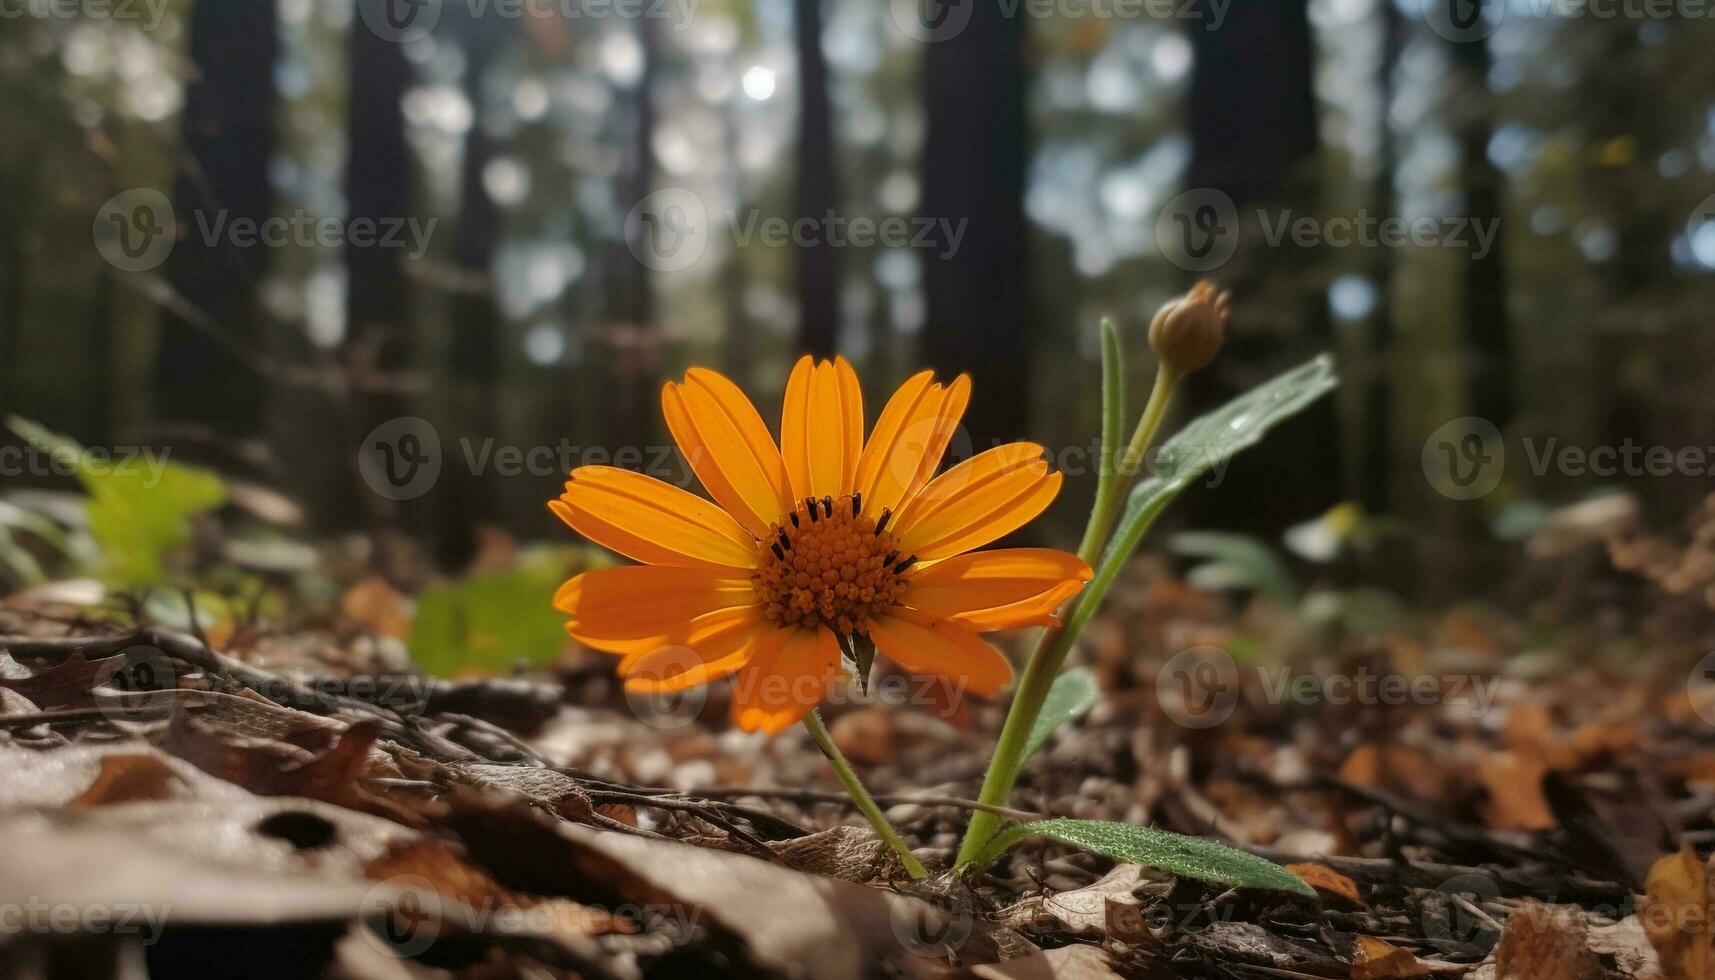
xmin=2 ymin=517 xmax=1714 ymax=980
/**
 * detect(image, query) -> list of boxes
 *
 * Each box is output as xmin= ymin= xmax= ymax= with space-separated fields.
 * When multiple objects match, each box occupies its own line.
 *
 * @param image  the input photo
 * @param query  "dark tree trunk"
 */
xmin=1183 ymin=0 xmax=1338 ymax=533
xmin=436 ymin=8 xmax=512 ymax=567
xmin=1363 ymin=0 xmax=1403 ymax=514
xmin=1449 ymin=31 xmax=1512 ymax=431
xmin=598 ymin=18 xmax=659 ymax=465
xmin=920 ymin=0 xmax=1029 ymax=451
xmin=793 ymin=0 xmax=838 ymax=357
xmin=155 ymin=0 xmax=277 ymax=437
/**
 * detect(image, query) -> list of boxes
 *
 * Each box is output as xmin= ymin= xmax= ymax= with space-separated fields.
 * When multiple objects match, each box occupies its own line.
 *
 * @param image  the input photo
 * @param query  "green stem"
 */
xmin=955 ymin=363 xmax=1179 ymax=870
xmin=1078 ymin=363 xmax=1177 ymax=567
xmin=802 ymin=710 xmax=928 ymax=879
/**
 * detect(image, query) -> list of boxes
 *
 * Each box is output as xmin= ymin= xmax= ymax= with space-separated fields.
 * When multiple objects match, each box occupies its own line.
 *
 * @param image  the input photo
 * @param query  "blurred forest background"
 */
xmin=3 ymin=0 xmax=1715 ymax=598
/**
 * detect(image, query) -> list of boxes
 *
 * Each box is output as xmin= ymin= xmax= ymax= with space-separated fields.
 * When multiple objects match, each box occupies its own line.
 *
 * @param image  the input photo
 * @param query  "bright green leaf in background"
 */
xmin=7 ymin=417 xmax=226 ymax=589
xmin=1022 ymin=666 xmax=1100 ymax=761
xmin=980 ymin=818 xmax=1313 ymax=896
xmin=409 ymin=546 xmax=586 ymax=677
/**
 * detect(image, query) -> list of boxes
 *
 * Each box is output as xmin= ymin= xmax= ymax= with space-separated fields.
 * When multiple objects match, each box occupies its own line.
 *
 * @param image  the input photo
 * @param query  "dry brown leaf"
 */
xmin=1285 ymin=862 xmax=1364 ymax=908
xmin=1351 ymin=935 xmax=1432 ymax=978
xmin=67 ymin=754 xmax=183 ymax=808
xmin=342 ymin=575 xmax=414 ymax=639
xmin=1493 ymin=903 xmax=1602 ymax=980
xmin=1641 ymin=848 xmax=1715 ymax=980
xmin=830 ymin=706 xmax=897 ymax=766
xmin=1477 ymin=750 xmax=1555 ymax=831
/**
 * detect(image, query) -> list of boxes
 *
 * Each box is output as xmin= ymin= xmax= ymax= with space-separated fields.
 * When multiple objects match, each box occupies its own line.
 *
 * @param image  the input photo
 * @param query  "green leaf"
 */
xmin=1062 ymin=356 xmax=1337 ymax=644
xmin=408 ymin=547 xmax=579 ymax=677
xmin=8 ymin=416 xmax=226 ymax=588
xmin=1169 ymin=530 xmax=1296 ymax=606
xmin=996 ymin=818 xmax=1313 ymax=896
xmin=1023 ymin=666 xmax=1100 ymax=760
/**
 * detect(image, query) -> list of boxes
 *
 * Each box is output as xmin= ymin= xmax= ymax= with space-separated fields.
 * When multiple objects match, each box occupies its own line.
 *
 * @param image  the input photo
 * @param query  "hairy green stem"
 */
xmin=802 ymin=710 xmax=928 ymax=879
xmin=955 ymin=363 xmax=1179 ymax=870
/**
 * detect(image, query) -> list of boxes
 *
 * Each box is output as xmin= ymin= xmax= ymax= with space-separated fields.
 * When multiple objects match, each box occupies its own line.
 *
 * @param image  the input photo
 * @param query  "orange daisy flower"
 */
xmin=550 ymin=356 xmax=1092 ymax=735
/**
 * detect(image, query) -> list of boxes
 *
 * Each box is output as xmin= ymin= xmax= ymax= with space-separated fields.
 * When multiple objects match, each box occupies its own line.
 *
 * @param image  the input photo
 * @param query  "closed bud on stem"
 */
xmin=1148 ymin=280 xmax=1229 ymax=378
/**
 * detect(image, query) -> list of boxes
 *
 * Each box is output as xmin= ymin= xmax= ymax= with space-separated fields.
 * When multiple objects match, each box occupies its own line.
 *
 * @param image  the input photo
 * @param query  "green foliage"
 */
xmin=979 ymin=818 xmax=1312 ymax=896
xmin=1169 ymin=530 xmax=1297 ymax=605
xmin=7 ymin=417 xmax=226 ymax=589
xmin=1022 ymin=666 xmax=1100 ymax=761
xmin=409 ymin=547 xmax=580 ymax=677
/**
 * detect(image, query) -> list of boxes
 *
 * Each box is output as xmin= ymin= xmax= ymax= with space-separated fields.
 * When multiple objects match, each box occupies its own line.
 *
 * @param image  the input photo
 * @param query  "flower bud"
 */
xmin=1148 ymin=281 xmax=1229 ymax=378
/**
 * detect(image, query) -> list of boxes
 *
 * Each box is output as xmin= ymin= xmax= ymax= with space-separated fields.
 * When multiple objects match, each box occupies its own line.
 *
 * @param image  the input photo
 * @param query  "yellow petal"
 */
xmin=781 ymin=355 xmax=863 ymax=501
xmin=890 ymin=442 xmax=1062 ymax=560
xmin=853 ymin=370 xmax=970 ymax=515
xmin=902 ymin=548 xmax=1092 ymax=630
xmin=729 ymin=626 xmax=840 ymax=734
xmin=868 ymin=611 xmax=1013 ymax=696
xmin=663 ymin=368 xmax=794 ymax=537
xmin=551 ymin=466 xmax=758 ymax=569
xmin=554 ymin=565 xmax=759 ymax=655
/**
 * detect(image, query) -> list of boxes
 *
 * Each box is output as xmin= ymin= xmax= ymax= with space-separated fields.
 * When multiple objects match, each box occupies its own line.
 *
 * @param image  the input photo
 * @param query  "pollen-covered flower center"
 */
xmin=755 ymin=493 xmax=913 ymax=634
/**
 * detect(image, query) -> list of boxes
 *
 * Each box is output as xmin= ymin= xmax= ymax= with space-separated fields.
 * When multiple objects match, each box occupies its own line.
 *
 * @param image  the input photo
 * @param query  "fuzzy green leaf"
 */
xmin=1004 ymin=818 xmax=1313 ymax=896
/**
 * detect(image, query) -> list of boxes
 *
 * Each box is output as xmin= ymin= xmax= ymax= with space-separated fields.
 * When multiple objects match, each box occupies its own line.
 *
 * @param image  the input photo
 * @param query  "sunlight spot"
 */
xmin=742 ymin=66 xmax=777 ymax=102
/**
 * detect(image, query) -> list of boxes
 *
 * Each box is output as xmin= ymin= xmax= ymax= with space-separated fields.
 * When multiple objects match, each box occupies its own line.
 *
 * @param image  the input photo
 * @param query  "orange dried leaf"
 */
xmin=1286 ymin=863 xmax=1364 ymax=908
xmin=1351 ymin=935 xmax=1432 ymax=978
xmin=1641 ymin=847 xmax=1715 ymax=980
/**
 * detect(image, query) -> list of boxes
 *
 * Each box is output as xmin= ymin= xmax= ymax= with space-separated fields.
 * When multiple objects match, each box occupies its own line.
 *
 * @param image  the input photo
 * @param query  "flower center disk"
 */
xmin=755 ymin=493 xmax=912 ymax=635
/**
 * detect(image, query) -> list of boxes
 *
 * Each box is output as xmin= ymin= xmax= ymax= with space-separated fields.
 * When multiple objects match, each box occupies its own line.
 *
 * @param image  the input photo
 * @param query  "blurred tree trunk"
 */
xmin=794 ymin=0 xmax=839 ymax=357
xmin=599 ymin=18 xmax=658 ymax=466
xmin=342 ymin=14 xmax=418 ymax=533
xmin=1448 ymin=29 xmax=1512 ymax=432
xmin=1184 ymin=0 xmax=1338 ymax=533
xmin=437 ymin=8 xmax=512 ymax=567
xmin=920 ymin=0 xmax=1029 ymax=450
xmin=1363 ymin=0 xmax=1402 ymax=514
xmin=155 ymin=0 xmax=277 ymax=438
